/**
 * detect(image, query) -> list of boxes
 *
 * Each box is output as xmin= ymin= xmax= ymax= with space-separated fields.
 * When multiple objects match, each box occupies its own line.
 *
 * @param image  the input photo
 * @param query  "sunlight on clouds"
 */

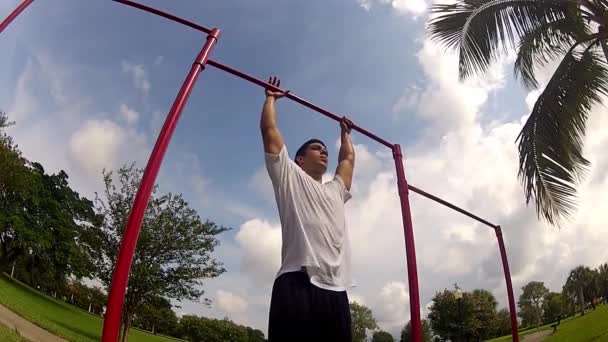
xmin=235 ymin=219 xmax=282 ymax=286
xmin=358 ymin=0 xmax=427 ymax=16
xmin=217 ymin=289 xmax=249 ymax=314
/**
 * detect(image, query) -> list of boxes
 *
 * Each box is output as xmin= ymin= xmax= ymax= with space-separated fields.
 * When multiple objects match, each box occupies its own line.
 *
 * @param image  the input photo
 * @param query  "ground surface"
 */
xmin=0 ymin=274 xmax=182 ymax=342
xmin=0 ymin=320 xmax=32 ymax=342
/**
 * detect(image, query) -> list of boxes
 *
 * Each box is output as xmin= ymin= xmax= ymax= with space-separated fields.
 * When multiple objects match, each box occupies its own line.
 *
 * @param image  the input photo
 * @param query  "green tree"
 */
xmin=427 ymin=0 xmax=608 ymax=226
xmin=598 ymin=263 xmax=608 ymax=302
xmin=350 ymin=302 xmax=378 ymax=342
xmin=1 ymin=112 xmax=100 ymax=291
xmin=542 ymin=292 xmax=567 ymax=324
xmin=132 ymin=296 xmax=178 ymax=336
xmin=176 ymin=315 xmax=254 ymax=342
xmin=563 ymin=265 xmax=594 ymax=315
xmin=517 ymin=281 xmax=549 ymax=328
xmin=95 ymin=164 xmax=228 ymax=342
xmin=428 ymin=288 xmax=498 ymax=341
xmin=494 ymin=308 xmax=512 ymax=338
xmin=245 ymin=326 xmax=265 ymax=342
xmin=401 ymin=319 xmax=432 ymax=342
xmin=372 ymin=330 xmax=394 ymax=342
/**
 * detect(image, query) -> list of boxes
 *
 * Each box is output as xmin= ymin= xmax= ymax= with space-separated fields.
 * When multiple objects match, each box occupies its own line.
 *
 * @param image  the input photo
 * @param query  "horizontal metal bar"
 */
xmin=408 ymin=185 xmax=498 ymax=229
xmin=112 ymin=0 xmax=212 ymax=34
xmin=206 ymin=59 xmax=394 ymax=149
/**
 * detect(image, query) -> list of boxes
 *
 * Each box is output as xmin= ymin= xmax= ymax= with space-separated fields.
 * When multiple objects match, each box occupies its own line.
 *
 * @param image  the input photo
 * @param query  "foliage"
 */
xmin=517 ymin=281 xmax=549 ymax=328
xmin=400 ymin=319 xmax=432 ymax=342
xmin=493 ymin=308 xmax=511 ymax=338
xmin=176 ymin=315 xmax=264 ymax=342
xmin=542 ymin=292 xmax=568 ymax=324
xmin=132 ymin=296 xmax=178 ymax=336
xmin=563 ymin=265 xmax=596 ymax=315
xmin=428 ymin=288 xmax=500 ymax=340
xmin=350 ymin=302 xmax=378 ymax=342
xmin=372 ymin=330 xmax=394 ymax=342
xmin=598 ymin=263 xmax=608 ymax=302
xmin=427 ymin=0 xmax=608 ymax=226
xmin=95 ymin=164 xmax=229 ymax=341
xmin=1 ymin=112 xmax=100 ymax=294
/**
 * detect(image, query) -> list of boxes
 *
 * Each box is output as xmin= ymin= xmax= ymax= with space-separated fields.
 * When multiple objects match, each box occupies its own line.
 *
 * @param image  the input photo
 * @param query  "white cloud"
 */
xmin=216 ymin=290 xmax=249 ymax=314
xmin=121 ymin=61 xmax=150 ymax=95
xmin=394 ymin=40 xmax=507 ymax=135
xmin=235 ymin=219 xmax=282 ymax=286
xmin=119 ymin=103 xmax=139 ymax=124
xmin=69 ymin=119 xmax=127 ymax=176
xmin=154 ymin=56 xmax=164 ymax=66
xmin=376 ymin=282 xmax=410 ymax=330
xmin=357 ymin=0 xmax=427 ymax=17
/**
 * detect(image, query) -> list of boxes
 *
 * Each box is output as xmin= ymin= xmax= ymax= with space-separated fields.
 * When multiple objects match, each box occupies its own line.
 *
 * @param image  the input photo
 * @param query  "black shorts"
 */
xmin=268 ymin=271 xmax=352 ymax=342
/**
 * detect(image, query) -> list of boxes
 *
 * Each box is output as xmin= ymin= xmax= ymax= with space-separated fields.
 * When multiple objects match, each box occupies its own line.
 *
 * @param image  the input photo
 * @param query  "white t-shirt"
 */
xmin=265 ymin=145 xmax=354 ymax=291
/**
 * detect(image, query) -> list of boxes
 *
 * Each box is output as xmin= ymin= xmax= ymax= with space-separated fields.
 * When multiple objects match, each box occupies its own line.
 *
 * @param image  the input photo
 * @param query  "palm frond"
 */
xmin=514 ymin=14 xmax=589 ymax=89
xmin=428 ymin=0 xmax=575 ymax=79
xmin=516 ymin=46 xmax=608 ymax=226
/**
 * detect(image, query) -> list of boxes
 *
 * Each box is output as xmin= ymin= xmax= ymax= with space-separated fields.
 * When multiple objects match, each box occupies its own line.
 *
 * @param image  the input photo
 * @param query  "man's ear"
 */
xmin=295 ymin=156 xmax=303 ymax=166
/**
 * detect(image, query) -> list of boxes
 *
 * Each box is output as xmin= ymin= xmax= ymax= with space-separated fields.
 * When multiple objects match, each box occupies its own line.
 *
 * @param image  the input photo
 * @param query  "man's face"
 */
xmin=298 ymin=142 xmax=328 ymax=174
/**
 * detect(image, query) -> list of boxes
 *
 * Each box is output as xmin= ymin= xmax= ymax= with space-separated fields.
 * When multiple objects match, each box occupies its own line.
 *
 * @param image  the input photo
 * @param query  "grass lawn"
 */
xmin=0 ymin=322 xmax=30 ymax=342
xmin=545 ymin=304 xmax=608 ymax=341
xmin=487 ymin=316 xmax=577 ymax=342
xmin=0 ymin=274 xmax=182 ymax=342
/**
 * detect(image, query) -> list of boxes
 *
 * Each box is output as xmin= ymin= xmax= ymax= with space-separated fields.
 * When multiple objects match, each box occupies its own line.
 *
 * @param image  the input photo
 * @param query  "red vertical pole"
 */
xmin=0 ymin=0 xmax=33 ymax=34
xmin=392 ymin=144 xmax=422 ymax=342
xmin=101 ymin=28 xmax=220 ymax=342
xmin=495 ymin=226 xmax=519 ymax=342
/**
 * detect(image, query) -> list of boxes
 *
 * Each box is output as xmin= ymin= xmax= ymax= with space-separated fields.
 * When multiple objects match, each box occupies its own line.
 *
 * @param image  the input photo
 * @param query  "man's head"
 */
xmin=295 ymin=139 xmax=328 ymax=176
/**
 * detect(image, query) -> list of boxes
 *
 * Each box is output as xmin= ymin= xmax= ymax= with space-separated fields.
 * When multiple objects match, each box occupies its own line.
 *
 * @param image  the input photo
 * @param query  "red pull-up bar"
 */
xmin=1 ymin=1 xmax=518 ymax=341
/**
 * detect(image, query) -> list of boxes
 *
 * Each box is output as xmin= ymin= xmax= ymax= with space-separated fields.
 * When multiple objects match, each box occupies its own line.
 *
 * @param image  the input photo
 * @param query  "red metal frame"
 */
xmin=0 ymin=0 xmax=33 ymax=34
xmin=2 ymin=1 xmax=520 ymax=341
xmin=101 ymin=26 xmax=220 ymax=342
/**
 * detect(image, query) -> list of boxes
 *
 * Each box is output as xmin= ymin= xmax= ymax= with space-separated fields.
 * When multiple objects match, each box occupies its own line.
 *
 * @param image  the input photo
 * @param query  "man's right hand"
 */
xmin=265 ymin=76 xmax=289 ymax=99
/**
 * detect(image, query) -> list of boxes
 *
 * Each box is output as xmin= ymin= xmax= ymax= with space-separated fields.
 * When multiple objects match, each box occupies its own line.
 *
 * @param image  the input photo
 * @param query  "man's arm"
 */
xmin=336 ymin=117 xmax=355 ymax=191
xmin=260 ymin=76 xmax=289 ymax=154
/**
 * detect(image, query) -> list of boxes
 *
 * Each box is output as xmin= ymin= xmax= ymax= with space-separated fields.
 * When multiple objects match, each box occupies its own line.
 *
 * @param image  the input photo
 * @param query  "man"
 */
xmin=260 ymin=76 xmax=355 ymax=342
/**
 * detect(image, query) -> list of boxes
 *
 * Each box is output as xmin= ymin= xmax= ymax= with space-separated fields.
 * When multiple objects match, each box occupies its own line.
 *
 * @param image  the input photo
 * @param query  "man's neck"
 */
xmin=306 ymin=171 xmax=323 ymax=183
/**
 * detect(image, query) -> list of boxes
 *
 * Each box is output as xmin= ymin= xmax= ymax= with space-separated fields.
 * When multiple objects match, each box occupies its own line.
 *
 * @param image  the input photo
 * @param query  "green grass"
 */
xmin=487 ymin=316 xmax=577 ymax=342
xmin=488 ymin=306 xmax=608 ymax=342
xmin=0 ymin=274 xmax=182 ymax=342
xmin=545 ymin=305 xmax=608 ymax=341
xmin=0 ymin=322 xmax=30 ymax=342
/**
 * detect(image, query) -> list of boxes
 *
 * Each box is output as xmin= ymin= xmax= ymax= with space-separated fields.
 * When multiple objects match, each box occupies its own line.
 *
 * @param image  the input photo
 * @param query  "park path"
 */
xmin=522 ymin=330 xmax=552 ymax=342
xmin=0 ymin=304 xmax=67 ymax=342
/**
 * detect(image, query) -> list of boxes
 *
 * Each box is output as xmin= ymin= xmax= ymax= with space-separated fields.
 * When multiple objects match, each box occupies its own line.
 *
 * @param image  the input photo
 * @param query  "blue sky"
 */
xmin=3 ymin=0 xmax=608 ymax=338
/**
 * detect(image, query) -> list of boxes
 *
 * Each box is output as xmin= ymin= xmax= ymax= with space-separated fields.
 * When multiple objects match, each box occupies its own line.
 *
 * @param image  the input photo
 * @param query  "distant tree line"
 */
xmin=0 ymin=111 xmax=264 ymax=341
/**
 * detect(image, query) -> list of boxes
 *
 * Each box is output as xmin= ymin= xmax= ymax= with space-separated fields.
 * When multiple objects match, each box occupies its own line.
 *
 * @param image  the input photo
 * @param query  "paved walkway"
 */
xmin=0 ymin=304 xmax=66 ymax=342
xmin=522 ymin=330 xmax=552 ymax=342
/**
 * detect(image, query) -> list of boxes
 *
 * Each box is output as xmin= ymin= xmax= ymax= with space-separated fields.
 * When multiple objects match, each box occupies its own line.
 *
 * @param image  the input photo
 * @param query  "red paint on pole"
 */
xmin=392 ymin=144 xmax=422 ymax=342
xmin=101 ymin=29 xmax=220 ymax=342
xmin=495 ymin=226 xmax=519 ymax=342
xmin=0 ymin=0 xmax=33 ymax=34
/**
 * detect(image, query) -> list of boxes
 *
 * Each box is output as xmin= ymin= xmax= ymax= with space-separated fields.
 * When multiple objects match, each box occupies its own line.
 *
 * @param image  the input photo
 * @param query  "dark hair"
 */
xmin=295 ymin=139 xmax=326 ymax=165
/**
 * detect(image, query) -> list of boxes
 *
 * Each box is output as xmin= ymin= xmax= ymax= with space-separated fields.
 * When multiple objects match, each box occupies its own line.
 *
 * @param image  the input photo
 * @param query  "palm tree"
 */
xmin=427 ymin=0 xmax=608 ymax=226
xmin=563 ymin=265 xmax=593 ymax=315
